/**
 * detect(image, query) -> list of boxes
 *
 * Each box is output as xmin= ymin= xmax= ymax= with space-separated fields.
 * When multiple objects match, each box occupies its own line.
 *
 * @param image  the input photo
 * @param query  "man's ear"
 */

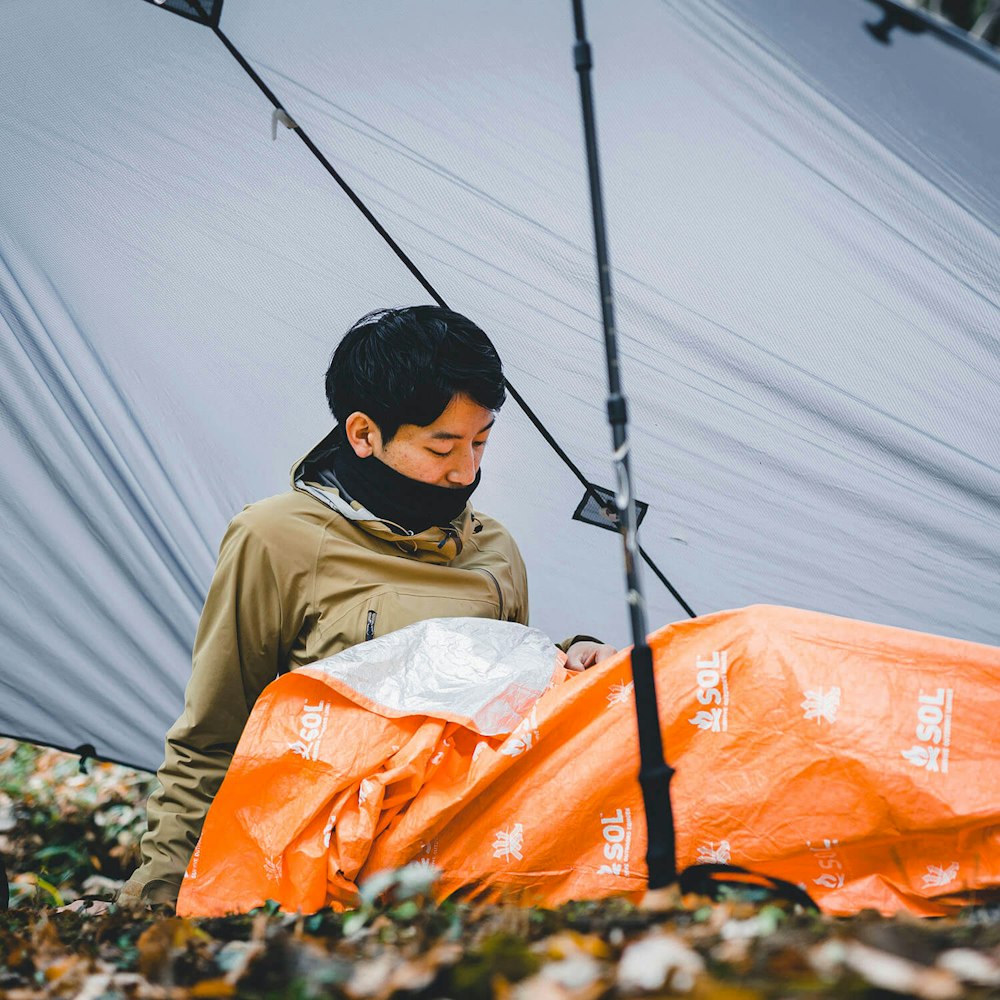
xmin=344 ymin=411 xmax=381 ymax=458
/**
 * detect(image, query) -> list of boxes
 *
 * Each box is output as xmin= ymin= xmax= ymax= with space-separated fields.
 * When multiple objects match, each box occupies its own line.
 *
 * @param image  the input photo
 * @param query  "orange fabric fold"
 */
xmin=177 ymin=605 xmax=1000 ymax=917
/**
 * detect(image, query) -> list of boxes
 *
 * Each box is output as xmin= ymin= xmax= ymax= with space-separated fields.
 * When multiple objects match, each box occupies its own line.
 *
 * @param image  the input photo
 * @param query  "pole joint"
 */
xmin=607 ymin=393 xmax=628 ymax=426
xmin=570 ymin=0 xmax=677 ymax=890
xmin=638 ymin=762 xmax=676 ymax=785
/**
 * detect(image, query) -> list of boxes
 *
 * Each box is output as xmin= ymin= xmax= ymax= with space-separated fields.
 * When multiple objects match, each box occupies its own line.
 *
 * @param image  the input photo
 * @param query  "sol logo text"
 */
xmin=688 ymin=651 xmax=729 ymax=733
xmin=597 ymin=808 xmax=632 ymax=877
xmin=901 ymin=688 xmax=953 ymax=774
xmin=289 ymin=699 xmax=331 ymax=761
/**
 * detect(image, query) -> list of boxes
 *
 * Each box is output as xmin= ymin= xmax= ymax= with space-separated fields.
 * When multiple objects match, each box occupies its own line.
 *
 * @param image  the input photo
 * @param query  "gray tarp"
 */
xmin=1 ymin=0 xmax=997 ymax=771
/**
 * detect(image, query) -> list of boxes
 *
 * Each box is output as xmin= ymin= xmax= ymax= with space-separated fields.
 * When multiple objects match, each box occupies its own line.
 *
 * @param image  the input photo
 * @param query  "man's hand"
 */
xmin=565 ymin=640 xmax=618 ymax=671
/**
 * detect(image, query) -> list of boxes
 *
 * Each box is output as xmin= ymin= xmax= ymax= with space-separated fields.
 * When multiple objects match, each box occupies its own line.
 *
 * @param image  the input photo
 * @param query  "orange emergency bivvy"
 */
xmin=177 ymin=605 xmax=1000 ymax=917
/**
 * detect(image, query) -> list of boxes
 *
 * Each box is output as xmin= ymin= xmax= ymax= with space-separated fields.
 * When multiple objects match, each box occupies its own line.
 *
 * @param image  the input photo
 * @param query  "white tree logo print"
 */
xmin=901 ymin=745 xmax=944 ymax=772
xmin=492 ymin=823 xmax=525 ymax=862
xmin=813 ymin=872 xmax=845 ymax=889
xmin=696 ymin=840 xmax=731 ymax=864
xmin=263 ymin=855 xmax=282 ymax=882
xmin=689 ymin=709 xmax=723 ymax=731
xmin=922 ymin=862 xmax=959 ymax=888
xmin=237 ymin=807 xmax=284 ymax=886
xmin=606 ymin=680 xmax=634 ymax=707
xmin=500 ymin=709 xmax=538 ymax=757
xmin=801 ymin=686 xmax=841 ymax=724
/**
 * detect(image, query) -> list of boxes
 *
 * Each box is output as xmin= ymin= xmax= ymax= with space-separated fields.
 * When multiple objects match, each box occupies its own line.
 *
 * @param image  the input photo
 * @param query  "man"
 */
xmin=120 ymin=306 xmax=614 ymax=906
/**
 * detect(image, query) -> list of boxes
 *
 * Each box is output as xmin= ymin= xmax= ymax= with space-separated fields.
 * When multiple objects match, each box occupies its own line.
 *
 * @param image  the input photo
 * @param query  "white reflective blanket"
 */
xmin=307 ymin=618 xmax=559 ymax=736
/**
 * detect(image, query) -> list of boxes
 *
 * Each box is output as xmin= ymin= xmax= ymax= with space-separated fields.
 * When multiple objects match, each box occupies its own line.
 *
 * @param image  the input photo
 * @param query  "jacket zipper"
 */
xmin=478 ymin=568 xmax=505 ymax=621
xmin=366 ymin=609 xmax=377 ymax=641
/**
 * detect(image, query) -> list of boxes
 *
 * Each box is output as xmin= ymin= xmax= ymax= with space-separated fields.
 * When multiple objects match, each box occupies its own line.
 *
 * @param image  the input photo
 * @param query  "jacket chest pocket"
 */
xmin=375 ymin=586 xmax=500 ymax=639
xmin=311 ymin=593 xmax=385 ymax=657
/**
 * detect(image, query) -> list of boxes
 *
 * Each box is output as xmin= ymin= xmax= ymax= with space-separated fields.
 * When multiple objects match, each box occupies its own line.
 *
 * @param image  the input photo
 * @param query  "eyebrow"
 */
xmin=428 ymin=417 xmax=496 ymax=441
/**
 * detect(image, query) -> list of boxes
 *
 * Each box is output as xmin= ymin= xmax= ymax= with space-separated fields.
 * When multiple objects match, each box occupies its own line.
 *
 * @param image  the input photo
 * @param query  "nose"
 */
xmin=445 ymin=446 xmax=478 ymax=487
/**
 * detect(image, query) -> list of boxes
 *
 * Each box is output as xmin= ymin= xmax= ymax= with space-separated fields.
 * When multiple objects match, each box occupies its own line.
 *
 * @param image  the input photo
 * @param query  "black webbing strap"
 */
xmin=642 ymin=546 xmax=696 ymax=618
xmin=679 ymin=863 xmax=820 ymax=911
xmin=506 ymin=382 xmax=696 ymax=618
xmin=210 ymin=28 xmax=444 ymax=309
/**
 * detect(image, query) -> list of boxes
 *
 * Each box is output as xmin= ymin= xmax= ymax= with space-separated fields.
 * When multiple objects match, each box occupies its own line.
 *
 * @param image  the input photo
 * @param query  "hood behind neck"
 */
xmin=290 ymin=428 xmax=479 ymax=564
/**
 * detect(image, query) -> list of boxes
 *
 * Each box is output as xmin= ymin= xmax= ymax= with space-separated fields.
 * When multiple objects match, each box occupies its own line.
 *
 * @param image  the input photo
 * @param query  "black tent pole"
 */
xmin=569 ymin=0 xmax=677 ymax=889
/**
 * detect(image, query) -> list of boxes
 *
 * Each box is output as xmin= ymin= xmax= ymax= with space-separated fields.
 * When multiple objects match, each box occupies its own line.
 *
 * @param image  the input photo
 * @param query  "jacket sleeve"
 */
xmin=120 ymin=510 xmax=305 ymax=905
xmin=557 ymin=634 xmax=604 ymax=654
xmin=508 ymin=535 xmax=530 ymax=627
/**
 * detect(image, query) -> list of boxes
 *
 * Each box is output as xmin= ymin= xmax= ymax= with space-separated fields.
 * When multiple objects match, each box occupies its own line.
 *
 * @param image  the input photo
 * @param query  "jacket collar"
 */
xmin=290 ymin=428 xmax=478 ymax=564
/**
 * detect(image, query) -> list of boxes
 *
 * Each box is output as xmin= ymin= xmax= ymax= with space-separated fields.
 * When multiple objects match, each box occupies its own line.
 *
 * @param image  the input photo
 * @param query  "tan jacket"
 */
xmin=122 ymin=432 xmax=529 ymax=904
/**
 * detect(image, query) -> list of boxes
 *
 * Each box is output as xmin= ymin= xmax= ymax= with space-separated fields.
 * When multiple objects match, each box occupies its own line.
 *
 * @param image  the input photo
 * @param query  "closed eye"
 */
xmin=427 ymin=440 xmax=488 ymax=458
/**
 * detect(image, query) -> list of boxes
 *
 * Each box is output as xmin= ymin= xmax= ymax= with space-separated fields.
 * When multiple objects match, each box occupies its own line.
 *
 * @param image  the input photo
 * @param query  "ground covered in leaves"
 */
xmin=3 ymin=739 xmax=1000 ymax=999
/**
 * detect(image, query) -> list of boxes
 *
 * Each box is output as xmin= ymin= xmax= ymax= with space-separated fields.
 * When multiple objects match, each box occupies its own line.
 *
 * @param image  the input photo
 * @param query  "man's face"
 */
xmin=363 ymin=394 xmax=496 ymax=488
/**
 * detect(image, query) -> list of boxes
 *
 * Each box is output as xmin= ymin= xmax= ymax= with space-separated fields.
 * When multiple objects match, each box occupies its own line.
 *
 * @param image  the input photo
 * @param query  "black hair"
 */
xmin=325 ymin=306 xmax=506 ymax=444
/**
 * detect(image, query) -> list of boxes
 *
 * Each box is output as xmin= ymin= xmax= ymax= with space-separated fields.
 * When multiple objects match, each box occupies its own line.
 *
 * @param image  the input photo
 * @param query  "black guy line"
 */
xmin=207 ymin=15 xmax=696 ymax=619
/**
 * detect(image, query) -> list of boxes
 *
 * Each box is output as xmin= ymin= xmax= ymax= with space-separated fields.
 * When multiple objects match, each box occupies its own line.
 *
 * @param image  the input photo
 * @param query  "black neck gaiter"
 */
xmin=331 ymin=427 xmax=480 ymax=534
